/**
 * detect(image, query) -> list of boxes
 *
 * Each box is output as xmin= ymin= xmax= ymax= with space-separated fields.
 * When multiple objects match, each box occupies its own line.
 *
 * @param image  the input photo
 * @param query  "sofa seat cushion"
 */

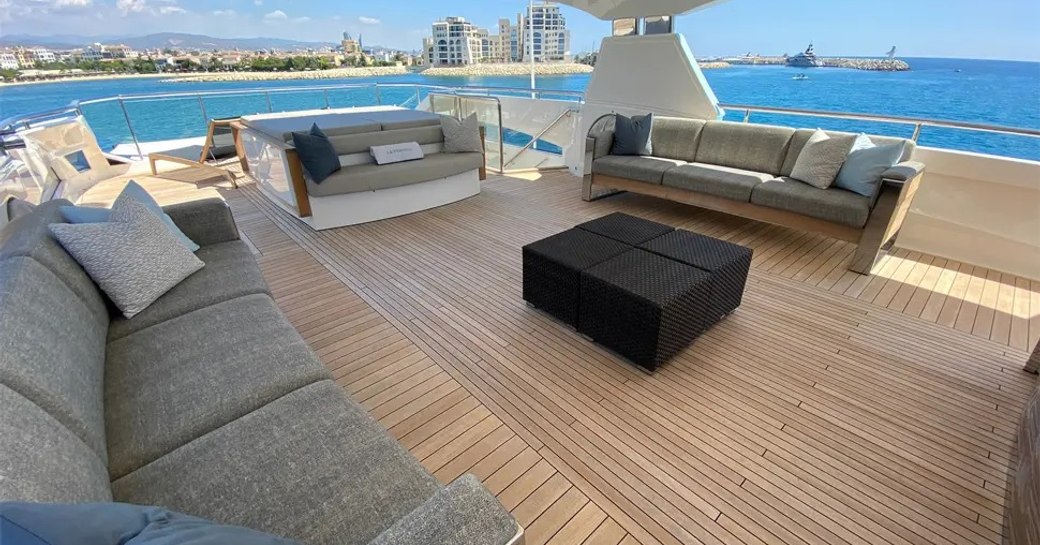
xmin=111 ymin=380 xmax=441 ymax=545
xmin=592 ymin=155 xmax=685 ymax=185
xmin=0 ymin=384 xmax=112 ymax=503
xmin=107 ymin=240 xmax=269 ymax=341
xmin=306 ymin=152 xmax=483 ymax=197
xmin=104 ymin=294 xmax=330 ymax=480
xmin=662 ymin=162 xmax=773 ymax=202
xmin=751 ymin=177 xmax=872 ymax=228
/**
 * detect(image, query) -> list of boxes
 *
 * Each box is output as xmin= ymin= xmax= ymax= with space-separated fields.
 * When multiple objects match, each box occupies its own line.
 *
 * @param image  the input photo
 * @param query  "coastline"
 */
xmin=0 ymin=73 xmax=178 ymax=88
xmin=164 ymin=66 xmax=409 ymax=83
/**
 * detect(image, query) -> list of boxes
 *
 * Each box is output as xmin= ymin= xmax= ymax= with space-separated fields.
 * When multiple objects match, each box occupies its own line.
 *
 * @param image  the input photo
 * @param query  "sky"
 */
xmin=0 ymin=0 xmax=1038 ymax=61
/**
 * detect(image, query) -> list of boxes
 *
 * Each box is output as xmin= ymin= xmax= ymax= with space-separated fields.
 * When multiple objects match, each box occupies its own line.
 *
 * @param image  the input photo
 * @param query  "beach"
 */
xmin=0 ymin=73 xmax=177 ymax=88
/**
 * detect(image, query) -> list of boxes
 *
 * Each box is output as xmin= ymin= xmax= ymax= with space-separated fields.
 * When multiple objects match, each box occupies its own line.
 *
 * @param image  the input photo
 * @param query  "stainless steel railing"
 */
xmin=720 ymin=103 xmax=1040 ymax=141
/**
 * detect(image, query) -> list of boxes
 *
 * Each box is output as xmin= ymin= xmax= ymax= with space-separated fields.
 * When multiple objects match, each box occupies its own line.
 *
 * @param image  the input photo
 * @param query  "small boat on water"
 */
xmin=793 ymin=73 xmax=809 ymax=80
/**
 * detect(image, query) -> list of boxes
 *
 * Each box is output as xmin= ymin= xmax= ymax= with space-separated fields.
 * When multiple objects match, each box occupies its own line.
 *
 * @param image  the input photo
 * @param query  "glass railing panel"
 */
xmin=325 ymin=86 xmax=379 ymax=109
xmin=79 ymin=100 xmax=134 ymax=153
xmin=458 ymin=96 xmax=503 ymax=174
xmin=200 ymin=94 xmax=271 ymax=120
xmin=918 ymin=127 xmax=1040 ymax=162
xmin=266 ymin=90 xmax=328 ymax=113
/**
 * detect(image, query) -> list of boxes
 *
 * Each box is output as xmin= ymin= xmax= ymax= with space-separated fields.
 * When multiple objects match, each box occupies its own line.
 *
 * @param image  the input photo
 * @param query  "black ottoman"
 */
xmin=522 ymin=228 xmax=631 ymax=327
xmin=579 ymin=249 xmax=712 ymax=371
xmin=577 ymin=212 xmax=674 ymax=246
xmin=640 ymin=230 xmax=753 ymax=323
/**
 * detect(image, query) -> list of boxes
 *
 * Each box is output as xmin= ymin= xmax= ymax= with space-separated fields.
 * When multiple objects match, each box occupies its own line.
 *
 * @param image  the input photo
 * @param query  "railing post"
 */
xmin=116 ymin=98 xmax=143 ymax=159
xmin=197 ymin=96 xmax=209 ymax=124
xmin=743 ymin=109 xmax=751 ymax=123
xmin=497 ymin=102 xmax=504 ymax=173
xmin=375 ymin=85 xmax=382 ymax=106
xmin=264 ymin=92 xmax=273 ymax=113
xmin=323 ymin=89 xmax=331 ymax=109
xmin=911 ymin=123 xmax=923 ymax=142
xmin=415 ymin=87 xmax=422 ymax=110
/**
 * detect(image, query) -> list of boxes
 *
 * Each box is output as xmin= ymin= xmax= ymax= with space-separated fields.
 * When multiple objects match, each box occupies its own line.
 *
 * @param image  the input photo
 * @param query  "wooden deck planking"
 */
xmin=79 ymin=171 xmax=1038 ymax=545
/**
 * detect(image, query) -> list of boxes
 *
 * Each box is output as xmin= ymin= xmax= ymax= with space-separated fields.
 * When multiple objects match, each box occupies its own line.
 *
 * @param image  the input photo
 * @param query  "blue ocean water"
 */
xmin=1 ymin=57 xmax=1037 ymax=160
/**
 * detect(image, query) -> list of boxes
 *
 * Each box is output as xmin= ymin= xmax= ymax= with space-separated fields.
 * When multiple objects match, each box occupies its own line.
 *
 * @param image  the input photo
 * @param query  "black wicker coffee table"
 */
xmin=522 ymin=228 xmax=631 ymax=328
xmin=523 ymin=213 xmax=752 ymax=371
xmin=579 ymin=249 xmax=712 ymax=370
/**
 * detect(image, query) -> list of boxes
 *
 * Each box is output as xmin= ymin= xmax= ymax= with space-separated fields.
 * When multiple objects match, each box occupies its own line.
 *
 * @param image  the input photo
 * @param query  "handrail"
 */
xmin=503 ymin=108 xmax=578 ymax=169
xmin=719 ymin=103 xmax=1040 ymax=139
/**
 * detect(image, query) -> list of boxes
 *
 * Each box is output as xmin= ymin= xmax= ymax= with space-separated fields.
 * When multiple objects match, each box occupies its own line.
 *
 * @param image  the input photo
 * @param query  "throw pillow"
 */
xmin=59 ymin=180 xmax=200 ymax=252
xmin=611 ymin=113 xmax=654 ymax=156
xmin=440 ymin=113 xmax=484 ymax=153
xmin=834 ymin=135 xmax=906 ymax=197
xmin=50 ymin=198 xmax=204 ymax=319
xmin=789 ymin=130 xmax=857 ymax=189
xmin=0 ymin=502 xmax=303 ymax=545
xmin=291 ymin=123 xmax=341 ymax=184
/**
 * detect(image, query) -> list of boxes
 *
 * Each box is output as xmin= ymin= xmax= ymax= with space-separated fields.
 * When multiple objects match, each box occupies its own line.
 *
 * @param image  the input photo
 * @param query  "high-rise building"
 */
xmin=521 ymin=2 xmax=571 ymax=63
xmin=428 ymin=16 xmax=486 ymax=66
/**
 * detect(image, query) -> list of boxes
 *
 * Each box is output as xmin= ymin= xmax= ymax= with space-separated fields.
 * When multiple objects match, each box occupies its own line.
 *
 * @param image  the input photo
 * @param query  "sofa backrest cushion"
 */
xmin=0 ymin=384 xmax=112 ymax=502
xmin=0 ymin=199 xmax=109 ymax=321
xmin=327 ymin=126 xmax=445 ymax=156
xmin=0 ymin=256 xmax=110 ymax=462
xmin=780 ymin=129 xmax=915 ymax=177
xmin=651 ymin=117 xmax=706 ymax=162
xmin=696 ymin=121 xmax=795 ymax=175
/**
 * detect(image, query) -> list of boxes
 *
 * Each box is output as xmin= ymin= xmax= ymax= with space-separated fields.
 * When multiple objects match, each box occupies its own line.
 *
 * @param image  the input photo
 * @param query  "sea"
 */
xmin=1 ymin=57 xmax=1038 ymax=161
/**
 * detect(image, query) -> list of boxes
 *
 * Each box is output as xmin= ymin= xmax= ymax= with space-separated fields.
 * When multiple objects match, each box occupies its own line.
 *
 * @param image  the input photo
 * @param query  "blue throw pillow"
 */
xmin=0 ymin=502 xmax=303 ymax=545
xmin=834 ymin=136 xmax=906 ymax=197
xmin=291 ymin=123 xmax=340 ymax=184
xmin=611 ymin=113 xmax=654 ymax=156
xmin=59 ymin=180 xmax=200 ymax=252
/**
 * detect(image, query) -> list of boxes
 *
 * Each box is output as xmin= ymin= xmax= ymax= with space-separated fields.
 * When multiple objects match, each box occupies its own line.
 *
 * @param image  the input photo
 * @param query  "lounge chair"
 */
xmin=148 ymin=118 xmax=239 ymax=188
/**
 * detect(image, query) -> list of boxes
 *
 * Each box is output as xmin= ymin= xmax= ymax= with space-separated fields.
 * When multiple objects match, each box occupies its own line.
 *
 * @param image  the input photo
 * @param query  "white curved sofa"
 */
xmin=236 ymin=107 xmax=485 ymax=230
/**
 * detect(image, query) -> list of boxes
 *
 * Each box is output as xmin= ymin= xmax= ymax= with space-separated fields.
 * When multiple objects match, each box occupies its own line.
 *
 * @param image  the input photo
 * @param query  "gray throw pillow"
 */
xmin=790 ymin=130 xmax=857 ymax=189
xmin=50 ymin=197 xmax=204 ymax=319
xmin=440 ymin=113 xmax=484 ymax=153
xmin=611 ymin=113 xmax=654 ymax=156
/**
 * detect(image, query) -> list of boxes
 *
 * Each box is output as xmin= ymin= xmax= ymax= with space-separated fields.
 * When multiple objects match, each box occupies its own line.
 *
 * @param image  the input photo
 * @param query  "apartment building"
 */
xmin=522 ymin=2 xmax=571 ymax=62
xmin=428 ymin=16 xmax=486 ymax=66
xmin=0 ymin=52 xmax=19 ymax=70
xmin=423 ymin=3 xmax=570 ymax=65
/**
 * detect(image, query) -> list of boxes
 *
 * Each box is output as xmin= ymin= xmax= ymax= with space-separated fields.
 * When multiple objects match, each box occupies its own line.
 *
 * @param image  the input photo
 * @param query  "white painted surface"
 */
xmin=897 ymin=147 xmax=1040 ymax=279
xmin=554 ymin=0 xmax=725 ymax=19
xmin=302 ymin=171 xmax=481 ymax=230
xmin=569 ymin=34 xmax=721 ymax=176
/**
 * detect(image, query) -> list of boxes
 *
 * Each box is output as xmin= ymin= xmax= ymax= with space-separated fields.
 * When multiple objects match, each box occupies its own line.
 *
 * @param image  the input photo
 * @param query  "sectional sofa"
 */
xmin=235 ymin=108 xmax=485 ymax=230
xmin=583 ymin=115 xmax=926 ymax=274
xmin=0 ymin=198 xmax=521 ymax=545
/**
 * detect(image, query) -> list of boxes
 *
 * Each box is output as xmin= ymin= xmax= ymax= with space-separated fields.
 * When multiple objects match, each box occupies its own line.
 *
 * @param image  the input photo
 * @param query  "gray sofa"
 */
xmin=584 ymin=116 xmax=926 ymax=274
xmin=0 ymin=198 xmax=521 ymax=545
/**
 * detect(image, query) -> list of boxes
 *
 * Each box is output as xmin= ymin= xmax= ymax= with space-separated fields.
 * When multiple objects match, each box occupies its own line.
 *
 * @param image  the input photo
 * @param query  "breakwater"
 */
xmin=163 ymin=66 xmax=409 ymax=83
xmin=720 ymin=56 xmax=910 ymax=71
xmin=422 ymin=63 xmax=593 ymax=77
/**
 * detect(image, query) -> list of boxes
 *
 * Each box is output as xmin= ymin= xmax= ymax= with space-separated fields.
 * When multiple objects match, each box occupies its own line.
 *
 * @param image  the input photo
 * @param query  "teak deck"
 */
xmin=82 ymin=170 xmax=1039 ymax=545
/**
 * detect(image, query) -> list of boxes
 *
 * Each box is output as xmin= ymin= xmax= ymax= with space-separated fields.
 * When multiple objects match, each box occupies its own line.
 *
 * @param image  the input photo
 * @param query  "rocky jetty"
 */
xmin=422 ymin=63 xmax=593 ymax=77
xmin=820 ymin=58 xmax=910 ymax=71
xmin=720 ymin=56 xmax=909 ymax=71
xmin=163 ymin=66 xmax=409 ymax=83
xmin=697 ymin=61 xmax=731 ymax=70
